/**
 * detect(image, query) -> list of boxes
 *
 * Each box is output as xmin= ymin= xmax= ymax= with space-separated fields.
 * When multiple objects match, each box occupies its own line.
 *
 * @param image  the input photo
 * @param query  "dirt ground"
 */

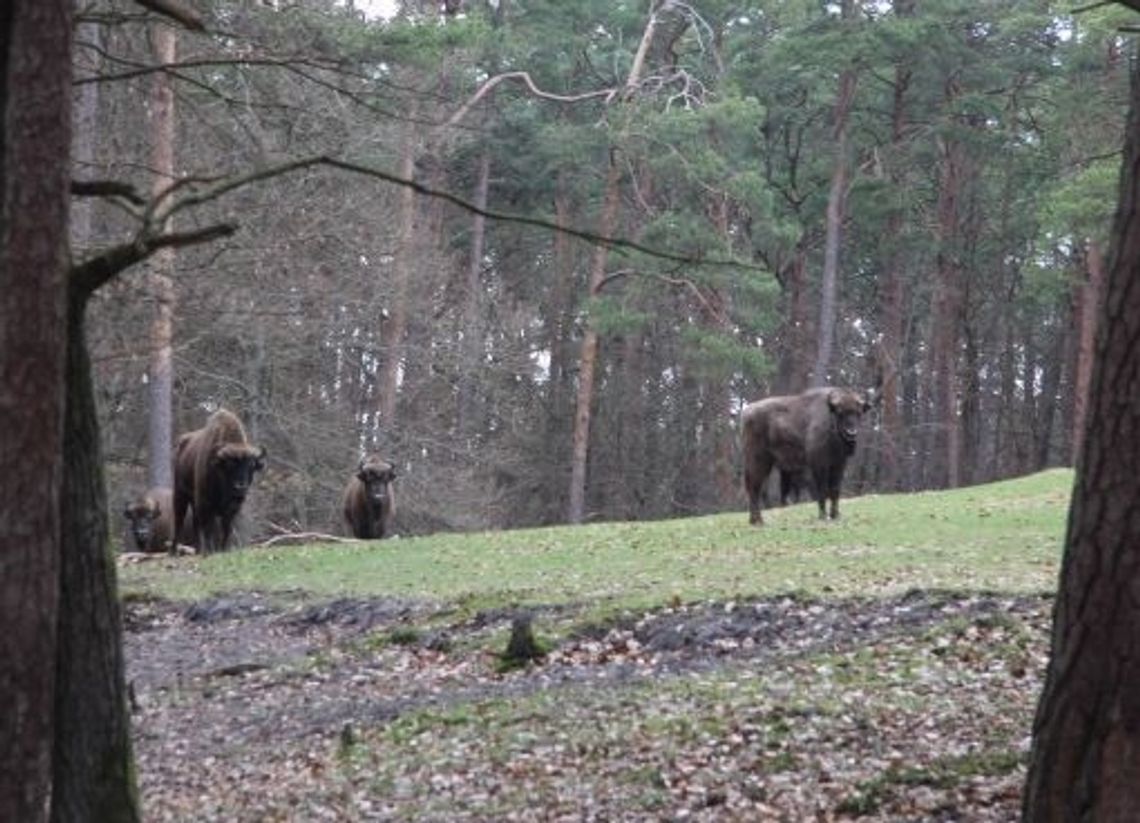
xmin=126 ymin=589 xmax=1050 ymax=821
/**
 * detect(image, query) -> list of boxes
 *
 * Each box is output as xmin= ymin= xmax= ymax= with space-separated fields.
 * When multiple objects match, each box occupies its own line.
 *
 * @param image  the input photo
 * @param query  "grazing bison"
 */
xmin=742 ymin=387 xmax=870 ymax=525
xmin=173 ymin=408 xmax=266 ymax=553
xmin=123 ymin=487 xmax=176 ymax=552
xmin=343 ymin=454 xmax=397 ymax=539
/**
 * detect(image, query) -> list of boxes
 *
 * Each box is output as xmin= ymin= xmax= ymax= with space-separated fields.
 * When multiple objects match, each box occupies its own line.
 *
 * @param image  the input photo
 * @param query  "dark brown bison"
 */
xmin=742 ymin=387 xmax=870 ymax=525
xmin=173 ymin=408 xmax=266 ymax=553
xmin=343 ymin=454 xmax=397 ymax=539
xmin=123 ymin=487 xmax=175 ymax=552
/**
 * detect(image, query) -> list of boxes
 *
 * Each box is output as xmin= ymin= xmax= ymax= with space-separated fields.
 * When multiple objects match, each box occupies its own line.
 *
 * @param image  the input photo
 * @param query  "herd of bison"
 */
xmin=122 ymin=386 xmax=869 ymax=554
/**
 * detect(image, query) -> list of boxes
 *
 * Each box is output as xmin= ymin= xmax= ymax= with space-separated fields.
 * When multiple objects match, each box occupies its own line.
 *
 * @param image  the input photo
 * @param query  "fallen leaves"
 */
xmin=126 ymin=590 xmax=1050 ymax=821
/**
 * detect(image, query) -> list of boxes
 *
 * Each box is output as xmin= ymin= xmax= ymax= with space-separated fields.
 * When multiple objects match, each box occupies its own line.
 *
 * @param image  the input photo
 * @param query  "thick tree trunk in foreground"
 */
xmin=52 ymin=291 xmax=140 ymax=823
xmin=0 ymin=1 xmax=71 ymax=819
xmin=1070 ymin=240 xmax=1104 ymax=465
xmin=1024 ymin=57 xmax=1140 ymax=821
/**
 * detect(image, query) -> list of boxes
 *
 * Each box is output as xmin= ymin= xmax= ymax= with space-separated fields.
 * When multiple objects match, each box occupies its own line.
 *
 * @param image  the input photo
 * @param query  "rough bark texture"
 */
xmin=1023 ymin=56 xmax=1140 ymax=821
xmin=52 ymin=290 xmax=140 ymax=823
xmin=811 ymin=36 xmax=857 ymax=388
xmin=567 ymin=157 xmax=621 ymax=524
xmin=930 ymin=120 xmax=964 ymax=489
xmin=0 ymin=1 xmax=71 ymax=819
xmin=147 ymin=20 xmax=176 ymax=490
xmin=1071 ymin=240 xmax=1104 ymax=464
xmin=566 ymin=2 xmax=661 ymax=524
xmin=458 ymin=149 xmax=490 ymax=434
xmin=377 ymin=112 xmax=418 ymax=428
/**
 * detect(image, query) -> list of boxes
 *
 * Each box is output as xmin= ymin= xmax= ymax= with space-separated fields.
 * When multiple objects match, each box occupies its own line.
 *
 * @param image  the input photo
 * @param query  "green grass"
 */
xmin=120 ymin=469 xmax=1072 ymax=608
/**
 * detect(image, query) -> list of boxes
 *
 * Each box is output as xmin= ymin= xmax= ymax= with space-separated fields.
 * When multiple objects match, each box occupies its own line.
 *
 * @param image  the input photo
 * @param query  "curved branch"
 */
xmin=161 ymin=155 xmax=758 ymax=270
xmin=446 ymin=72 xmax=619 ymax=128
xmin=70 ymin=223 xmax=237 ymax=300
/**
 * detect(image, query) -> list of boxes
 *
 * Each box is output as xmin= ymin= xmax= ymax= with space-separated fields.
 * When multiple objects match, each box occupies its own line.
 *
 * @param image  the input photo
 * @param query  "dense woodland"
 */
xmin=76 ymin=0 xmax=1130 ymax=537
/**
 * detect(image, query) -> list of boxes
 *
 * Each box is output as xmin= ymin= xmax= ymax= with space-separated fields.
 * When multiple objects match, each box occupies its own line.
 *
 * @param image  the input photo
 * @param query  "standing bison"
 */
xmin=742 ymin=387 xmax=870 ymax=525
xmin=173 ymin=408 xmax=266 ymax=553
xmin=122 ymin=487 xmax=176 ymax=553
xmin=343 ymin=454 xmax=397 ymax=539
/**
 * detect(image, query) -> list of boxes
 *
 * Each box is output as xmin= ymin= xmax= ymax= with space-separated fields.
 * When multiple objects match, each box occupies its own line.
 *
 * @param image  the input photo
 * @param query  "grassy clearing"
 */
xmin=120 ymin=469 xmax=1071 ymax=610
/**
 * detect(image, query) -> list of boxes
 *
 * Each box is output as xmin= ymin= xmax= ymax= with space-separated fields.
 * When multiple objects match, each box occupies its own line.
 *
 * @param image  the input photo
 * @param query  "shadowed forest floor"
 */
xmin=126 ymin=587 xmax=1048 ymax=821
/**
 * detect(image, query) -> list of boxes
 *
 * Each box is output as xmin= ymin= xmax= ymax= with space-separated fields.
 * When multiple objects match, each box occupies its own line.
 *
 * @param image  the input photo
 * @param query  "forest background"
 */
xmin=78 ymin=0 xmax=1129 ymax=538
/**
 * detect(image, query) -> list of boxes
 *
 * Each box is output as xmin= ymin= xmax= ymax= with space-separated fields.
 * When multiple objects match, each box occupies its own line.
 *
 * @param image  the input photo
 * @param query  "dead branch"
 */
xmin=133 ymin=0 xmax=205 ymax=31
xmin=255 ymin=531 xmax=363 ymax=547
xmin=594 ymin=267 xmax=730 ymax=325
xmin=446 ymin=72 xmax=619 ymax=128
xmin=71 ymin=223 xmax=238 ymax=300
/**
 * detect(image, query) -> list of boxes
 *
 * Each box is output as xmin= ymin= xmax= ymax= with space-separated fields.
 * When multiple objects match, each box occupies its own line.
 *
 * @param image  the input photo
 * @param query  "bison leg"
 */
xmin=811 ymin=468 xmax=829 ymax=520
xmin=827 ymin=464 xmax=846 ymax=520
xmin=745 ymin=456 xmax=772 ymax=526
xmin=172 ymin=489 xmax=190 ymax=555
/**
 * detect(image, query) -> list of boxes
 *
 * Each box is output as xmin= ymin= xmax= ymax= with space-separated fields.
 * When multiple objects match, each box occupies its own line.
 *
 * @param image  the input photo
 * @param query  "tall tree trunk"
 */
xmin=376 ymin=111 xmax=419 ymax=433
xmin=930 ymin=118 xmax=964 ymax=488
xmin=775 ymin=242 xmax=810 ymax=393
xmin=146 ymin=21 xmax=176 ymax=489
xmin=567 ymin=0 xmax=661 ymax=524
xmin=52 ymin=289 xmax=140 ymax=823
xmin=0 ymin=1 xmax=71 ymax=818
xmin=568 ymin=157 xmax=621 ymax=524
xmin=811 ymin=65 xmax=857 ymax=387
xmin=1071 ymin=239 xmax=1104 ymax=464
xmin=811 ymin=0 xmax=857 ymax=388
xmin=877 ymin=3 xmax=912 ymax=489
xmin=458 ymin=149 xmax=490 ymax=435
xmin=1024 ymin=55 xmax=1140 ymax=817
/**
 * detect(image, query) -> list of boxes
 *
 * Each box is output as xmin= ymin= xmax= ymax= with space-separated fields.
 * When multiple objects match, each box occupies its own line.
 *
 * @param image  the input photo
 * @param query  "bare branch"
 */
xmin=71 ymin=179 xmax=146 ymax=206
xmin=446 ymin=72 xmax=619 ymax=128
xmin=256 ymin=531 xmax=362 ymax=547
xmin=133 ymin=0 xmax=206 ymax=31
xmin=159 ymin=155 xmax=758 ymax=270
xmin=71 ymin=223 xmax=238 ymax=300
xmin=595 ymin=267 xmax=730 ymax=325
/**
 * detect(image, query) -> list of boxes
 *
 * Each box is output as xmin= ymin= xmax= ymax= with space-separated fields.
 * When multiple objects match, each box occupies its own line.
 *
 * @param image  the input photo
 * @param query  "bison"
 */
xmin=343 ymin=454 xmax=397 ymax=539
xmin=742 ymin=387 xmax=870 ymax=525
xmin=123 ymin=487 xmax=176 ymax=553
xmin=173 ymin=408 xmax=266 ymax=553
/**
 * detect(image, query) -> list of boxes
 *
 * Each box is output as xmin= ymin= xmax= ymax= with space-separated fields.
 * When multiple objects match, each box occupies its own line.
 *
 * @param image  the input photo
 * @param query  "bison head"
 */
xmin=213 ymin=443 xmax=267 ymax=502
xmin=827 ymin=389 xmax=870 ymax=454
xmin=357 ymin=458 xmax=396 ymax=507
xmin=123 ymin=496 xmax=161 ymax=549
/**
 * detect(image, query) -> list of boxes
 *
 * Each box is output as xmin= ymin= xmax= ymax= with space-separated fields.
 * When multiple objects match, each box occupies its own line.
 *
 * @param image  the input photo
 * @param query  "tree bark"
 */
xmin=811 ymin=57 xmax=857 ymax=388
xmin=458 ymin=149 xmax=490 ymax=435
xmin=568 ymin=156 xmax=621 ymax=524
xmin=0 ymin=1 xmax=71 ymax=819
xmin=1071 ymin=239 xmax=1104 ymax=464
xmin=930 ymin=121 xmax=964 ymax=488
xmin=877 ymin=3 xmax=912 ymax=489
xmin=376 ymin=110 xmax=419 ymax=432
xmin=51 ymin=288 xmax=140 ymax=823
xmin=146 ymin=20 xmax=177 ymax=489
xmin=567 ymin=0 xmax=662 ymax=524
xmin=1024 ymin=54 xmax=1140 ymax=821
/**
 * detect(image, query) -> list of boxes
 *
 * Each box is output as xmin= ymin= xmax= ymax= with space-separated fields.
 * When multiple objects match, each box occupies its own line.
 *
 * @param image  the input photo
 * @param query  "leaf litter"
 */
xmin=126 ymin=588 xmax=1050 ymax=821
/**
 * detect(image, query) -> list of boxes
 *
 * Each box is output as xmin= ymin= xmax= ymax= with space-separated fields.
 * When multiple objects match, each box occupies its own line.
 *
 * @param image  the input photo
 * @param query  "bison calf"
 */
xmin=173 ymin=408 xmax=266 ymax=553
xmin=343 ymin=455 xmax=397 ymax=539
xmin=123 ymin=487 xmax=176 ymax=552
xmin=742 ymin=387 xmax=870 ymax=525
